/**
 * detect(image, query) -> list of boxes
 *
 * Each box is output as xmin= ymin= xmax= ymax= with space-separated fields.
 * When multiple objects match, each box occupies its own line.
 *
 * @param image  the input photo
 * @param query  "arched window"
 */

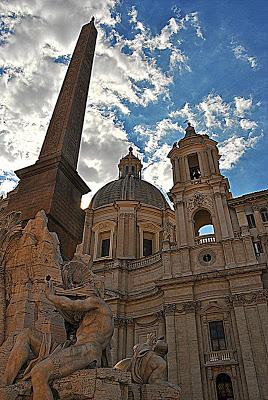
xmin=216 ymin=374 xmax=234 ymax=400
xmin=194 ymin=209 xmax=215 ymax=236
xmin=260 ymin=208 xmax=268 ymax=223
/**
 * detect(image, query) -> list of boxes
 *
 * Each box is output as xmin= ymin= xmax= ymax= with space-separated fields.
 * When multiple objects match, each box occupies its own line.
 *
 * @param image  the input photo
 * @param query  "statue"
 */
xmin=1 ymin=257 xmax=114 ymax=400
xmin=114 ymin=333 xmax=180 ymax=393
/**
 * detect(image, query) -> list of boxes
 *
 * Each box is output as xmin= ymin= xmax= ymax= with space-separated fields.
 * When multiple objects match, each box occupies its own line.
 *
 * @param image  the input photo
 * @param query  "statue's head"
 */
xmin=153 ymin=336 xmax=168 ymax=358
xmin=62 ymin=255 xmax=105 ymax=298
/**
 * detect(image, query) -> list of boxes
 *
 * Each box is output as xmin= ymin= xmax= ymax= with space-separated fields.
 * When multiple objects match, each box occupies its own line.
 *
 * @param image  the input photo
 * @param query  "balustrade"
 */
xmin=195 ymin=234 xmax=216 ymax=245
xmin=205 ymin=350 xmax=236 ymax=365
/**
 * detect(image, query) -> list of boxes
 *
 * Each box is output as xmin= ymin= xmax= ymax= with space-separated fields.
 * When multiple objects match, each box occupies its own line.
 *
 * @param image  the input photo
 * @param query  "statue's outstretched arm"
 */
xmin=45 ymin=280 xmax=97 ymax=312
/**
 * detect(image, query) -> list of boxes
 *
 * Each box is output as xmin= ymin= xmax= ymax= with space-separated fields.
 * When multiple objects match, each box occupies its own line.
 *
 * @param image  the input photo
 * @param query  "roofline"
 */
xmin=228 ymin=188 xmax=268 ymax=206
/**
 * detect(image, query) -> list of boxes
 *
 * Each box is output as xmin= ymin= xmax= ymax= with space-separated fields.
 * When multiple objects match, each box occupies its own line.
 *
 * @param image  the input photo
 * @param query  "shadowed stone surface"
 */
xmin=0 ymin=369 xmax=131 ymax=400
xmin=0 ymin=369 xmax=181 ymax=400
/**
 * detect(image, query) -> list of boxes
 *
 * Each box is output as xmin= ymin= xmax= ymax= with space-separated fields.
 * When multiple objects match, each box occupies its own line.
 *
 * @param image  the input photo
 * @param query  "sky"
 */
xmin=0 ymin=0 xmax=267 ymax=208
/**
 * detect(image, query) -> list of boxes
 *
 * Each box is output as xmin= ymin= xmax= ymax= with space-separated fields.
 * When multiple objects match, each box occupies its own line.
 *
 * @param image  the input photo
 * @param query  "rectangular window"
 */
xmin=246 ymin=214 xmax=256 ymax=228
xmin=209 ymin=321 xmax=226 ymax=351
xmin=253 ymin=241 xmax=263 ymax=256
xmin=143 ymin=238 xmax=153 ymax=257
xmin=101 ymin=238 xmax=110 ymax=257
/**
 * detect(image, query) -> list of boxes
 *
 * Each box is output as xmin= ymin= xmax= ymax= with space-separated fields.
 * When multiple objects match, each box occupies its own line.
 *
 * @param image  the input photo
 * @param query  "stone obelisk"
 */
xmin=7 ymin=18 xmax=97 ymax=259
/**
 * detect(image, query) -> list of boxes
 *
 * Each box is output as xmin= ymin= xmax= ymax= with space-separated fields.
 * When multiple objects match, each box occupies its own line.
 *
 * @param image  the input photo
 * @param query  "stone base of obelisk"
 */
xmin=0 ymin=368 xmax=181 ymax=400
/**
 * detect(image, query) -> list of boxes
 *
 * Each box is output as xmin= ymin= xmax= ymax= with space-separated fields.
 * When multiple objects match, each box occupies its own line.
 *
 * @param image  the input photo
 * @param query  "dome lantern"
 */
xmin=118 ymin=147 xmax=142 ymax=179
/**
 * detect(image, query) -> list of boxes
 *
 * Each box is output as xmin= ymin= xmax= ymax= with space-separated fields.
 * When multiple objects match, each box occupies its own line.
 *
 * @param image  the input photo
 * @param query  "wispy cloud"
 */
xmin=218 ymin=135 xmax=260 ymax=170
xmin=231 ymin=41 xmax=258 ymax=70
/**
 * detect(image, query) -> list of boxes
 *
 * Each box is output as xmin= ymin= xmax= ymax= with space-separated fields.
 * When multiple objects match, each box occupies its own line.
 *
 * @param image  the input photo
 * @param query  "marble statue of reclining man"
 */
xmin=2 ymin=277 xmax=114 ymax=400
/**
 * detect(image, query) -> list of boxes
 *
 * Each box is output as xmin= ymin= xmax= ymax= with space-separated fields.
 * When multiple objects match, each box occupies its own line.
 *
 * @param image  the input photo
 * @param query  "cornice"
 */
xmin=228 ymin=189 xmax=268 ymax=206
xmin=156 ymin=264 xmax=266 ymax=288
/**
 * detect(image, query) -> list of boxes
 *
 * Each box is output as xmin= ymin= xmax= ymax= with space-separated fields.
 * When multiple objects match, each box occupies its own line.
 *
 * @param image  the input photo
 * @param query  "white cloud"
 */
xmin=169 ymin=102 xmax=197 ymax=126
xmin=0 ymin=171 xmax=18 ymax=198
xmin=143 ymin=144 xmax=173 ymax=195
xmin=198 ymin=94 xmax=230 ymax=128
xmin=234 ymin=96 xmax=252 ymax=117
xmin=231 ymin=42 xmax=258 ymax=70
xmin=218 ymin=135 xmax=260 ymax=170
xmin=135 ymin=118 xmax=182 ymax=154
xmin=240 ymin=119 xmax=257 ymax=130
xmin=169 ymin=49 xmax=191 ymax=71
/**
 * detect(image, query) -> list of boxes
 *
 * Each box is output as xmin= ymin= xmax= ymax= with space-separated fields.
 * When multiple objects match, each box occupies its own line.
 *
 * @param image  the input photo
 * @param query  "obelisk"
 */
xmin=7 ymin=18 xmax=97 ymax=259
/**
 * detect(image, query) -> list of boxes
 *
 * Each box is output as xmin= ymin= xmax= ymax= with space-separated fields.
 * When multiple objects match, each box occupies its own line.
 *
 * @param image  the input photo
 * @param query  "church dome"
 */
xmin=91 ymin=147 xmax=169 ymax=209
xmin=91 ymin=175 xmax=169 ymax=209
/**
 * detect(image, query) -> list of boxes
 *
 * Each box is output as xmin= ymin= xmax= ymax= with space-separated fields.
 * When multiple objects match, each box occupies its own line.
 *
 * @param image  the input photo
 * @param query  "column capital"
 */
xmin=164 ymin=303 xmax=177 ymax=315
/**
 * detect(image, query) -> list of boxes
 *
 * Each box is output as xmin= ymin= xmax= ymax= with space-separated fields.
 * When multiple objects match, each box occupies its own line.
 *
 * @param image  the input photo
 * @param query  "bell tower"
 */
xmin=167 ymin=123 xmax=236 ymax=274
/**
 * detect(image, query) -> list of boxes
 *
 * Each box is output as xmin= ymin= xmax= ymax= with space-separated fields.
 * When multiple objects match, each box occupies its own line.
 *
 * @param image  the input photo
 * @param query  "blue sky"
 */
xmin=0 ymin=0 xmax=267 ymax=206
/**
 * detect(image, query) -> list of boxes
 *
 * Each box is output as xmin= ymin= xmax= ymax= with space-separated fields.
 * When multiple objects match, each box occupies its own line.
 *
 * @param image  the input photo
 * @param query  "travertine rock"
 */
xmin=0 ymin=210 xmax=66 ymax=378
xmin=0 ymin=369 xmax=131 ymax=400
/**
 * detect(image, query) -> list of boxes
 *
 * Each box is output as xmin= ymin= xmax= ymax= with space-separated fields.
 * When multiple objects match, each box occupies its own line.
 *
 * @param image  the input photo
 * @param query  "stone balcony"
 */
xmin=195 ymin=234 xmax=216 ymax=245
xmin=93 ymin=253 xmax=162 ymax=272
xmin=204 ymin=349 xmax=237 ymax=366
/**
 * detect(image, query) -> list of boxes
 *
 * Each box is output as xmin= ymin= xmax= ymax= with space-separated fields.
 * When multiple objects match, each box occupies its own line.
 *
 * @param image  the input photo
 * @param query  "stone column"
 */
xmin=222 ymin=239 xmax=235 ymax=267
xmin=214 ymin=192 xmax=229 ymax=238
xmin=242 ymin=233 xmax=256 ymax=264
xmin=128 ymin=213 xmax=136 ymax=258
xmin=179 ymin=158 xmax=186 ymax=182
xmin=175 ymin=311 xmax=191 ymax=397
xmin=212 ymin=149 xmax=220 ymax=174
xmin=156 ymin=310 xmax=166 ymax=338
xmin=253 ymin=206 xmax=265 ymax=234
xmin=117 ymin=212 xmax=125 ymax=258
xmin=227 ymin=295 xmax=261 ymax=400
xmin=200 ymin=151 xmax=209 ymax=177
xmin=171 ymin=160 xmax=177 ymax=183
xmin=175 ymin=200 xmax=187 ymax=246
xmin=184 ymin=157 xmax=191 ymax=181
xmin=82 ymin=209 xmax=93 ymax=254
xmin=164 ymin=304 xmax=178 ymax=384
xmin=184 ymin=301 xmax=204 ymax=400
xmin=118 ymin=318 xmax=126 ymax=360
xmin=174 ymin=157 xmax=181 ymax=182
xmin=197 ymin=152 xmax=204 ymax=177
xmin=208 ymin=149 xmax=216 ymax=174
xmin=222 ymin=195 xmax=234 ymax=238
xmin=126 ymin=318 xmax=135 ymax=358
xmin=111 ymin=317 xmax=120 ymax=365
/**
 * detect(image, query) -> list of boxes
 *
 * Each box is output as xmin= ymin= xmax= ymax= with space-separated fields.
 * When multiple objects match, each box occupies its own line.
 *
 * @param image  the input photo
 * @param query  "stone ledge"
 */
xmin=0 ymin=368 xmax=131 ymax=400
xmin=0 ymin=369 xmax=181 ymax=400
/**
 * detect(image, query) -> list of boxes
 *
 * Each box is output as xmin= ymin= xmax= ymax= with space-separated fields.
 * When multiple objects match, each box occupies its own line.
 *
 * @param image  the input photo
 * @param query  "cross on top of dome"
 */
xmin=185 ymin=122 xmax=197 ymax=137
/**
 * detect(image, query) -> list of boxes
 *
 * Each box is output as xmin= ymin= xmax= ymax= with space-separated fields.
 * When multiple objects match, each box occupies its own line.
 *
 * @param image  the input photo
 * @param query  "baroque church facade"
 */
xmin=81 ymin=124 xmax=268 ymax=400
xmin=0 ymin=19 xmax=268 ymax=400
